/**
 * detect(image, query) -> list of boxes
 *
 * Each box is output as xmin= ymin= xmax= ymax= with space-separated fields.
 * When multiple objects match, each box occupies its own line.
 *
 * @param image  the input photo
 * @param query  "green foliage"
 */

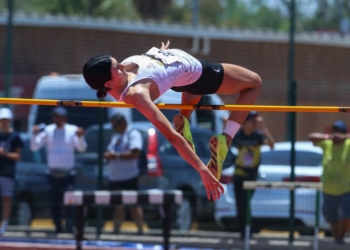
xmin=0 ymin=0 xmax=139 ymax=19
xmin=92 ymin=0 xmax=139 ymax=20
xmin=163 ymin=0 xmax=192 ymax=24
xmin=163 ymin=0 xmax=289 ymax=30
xmin=299 ymin=0 xmax=342 ymax=32
xmin=221 ymin=0 xmax=289 ymax=31
xmin=39 ymin=0 xmax=87 ymax=16
xmin=199 ymin=0 xmax=225 ymax=26
xmin=132 ymin=0 xmax=171 ymax=20
xmin=0 ymin=0 xmax=348 ymax=33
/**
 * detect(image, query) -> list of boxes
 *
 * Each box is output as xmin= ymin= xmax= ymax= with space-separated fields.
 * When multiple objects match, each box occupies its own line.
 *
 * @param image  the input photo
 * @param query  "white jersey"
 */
xmin=117 ymin=48 xmax=202 ymax=101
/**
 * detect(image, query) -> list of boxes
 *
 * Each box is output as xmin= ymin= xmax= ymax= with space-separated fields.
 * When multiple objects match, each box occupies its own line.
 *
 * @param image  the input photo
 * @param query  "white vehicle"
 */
xmin=215 ymin=141 xmax=330 ymax=234
xmin=28 ymin=74 xmax=228 ymax=134
xmin=27 ymin=74 xmax=117 ymax=133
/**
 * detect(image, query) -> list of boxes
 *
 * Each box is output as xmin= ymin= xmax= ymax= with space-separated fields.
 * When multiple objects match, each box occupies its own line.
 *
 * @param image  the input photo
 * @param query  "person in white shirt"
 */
xmin=30 ymin=107 xmax=87 ymax=234
xmin=104 ymin=113 xmax=144 ymax=235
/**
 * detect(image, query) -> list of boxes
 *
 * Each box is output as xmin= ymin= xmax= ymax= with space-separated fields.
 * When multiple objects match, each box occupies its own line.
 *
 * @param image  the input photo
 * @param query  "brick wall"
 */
xmin=1 ymin=25 xmax=350 ymax=140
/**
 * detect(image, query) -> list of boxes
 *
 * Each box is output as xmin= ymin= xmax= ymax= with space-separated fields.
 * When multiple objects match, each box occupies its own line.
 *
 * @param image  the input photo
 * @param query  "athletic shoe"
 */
xmin=207 ymin=134 xmax=228 ymax=180
xmin=173 ymin=114 xmax=195 ymax=152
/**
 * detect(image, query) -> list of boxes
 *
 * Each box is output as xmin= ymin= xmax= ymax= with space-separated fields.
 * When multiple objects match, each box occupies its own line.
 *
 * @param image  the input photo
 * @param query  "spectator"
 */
xmin=0 ymin=108 xmax=24 ymax=234
xmin=30 ymin=107 xmax=87 ymax=234
xmin=309 ymin=120 xmax=350 ymax=245
xmin=104 ymin=113 xmax=144 ymax=235
xmin=231 ymin=111 xmax=274 ymax=239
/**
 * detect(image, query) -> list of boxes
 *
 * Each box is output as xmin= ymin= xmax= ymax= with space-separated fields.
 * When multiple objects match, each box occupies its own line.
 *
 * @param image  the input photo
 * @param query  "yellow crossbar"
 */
xmin=0 ymin=98 xmax=349 ymax=113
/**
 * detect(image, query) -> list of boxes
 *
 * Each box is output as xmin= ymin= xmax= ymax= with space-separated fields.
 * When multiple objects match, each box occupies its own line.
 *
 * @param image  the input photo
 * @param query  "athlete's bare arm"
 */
xmin=124 ymin=85 xmax=224 ymax=200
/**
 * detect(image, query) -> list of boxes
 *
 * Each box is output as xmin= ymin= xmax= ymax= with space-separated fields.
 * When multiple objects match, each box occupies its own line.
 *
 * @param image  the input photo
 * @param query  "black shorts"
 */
xmin=171 ymin=59 xmax=224 ymax=95
xmin=108 ymin=176 xmax=139 ymax=191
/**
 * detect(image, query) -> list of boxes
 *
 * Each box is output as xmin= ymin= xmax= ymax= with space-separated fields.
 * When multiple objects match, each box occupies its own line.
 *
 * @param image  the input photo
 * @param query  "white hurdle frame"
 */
xmin=243 ymin=181 xmax=323 ymax=250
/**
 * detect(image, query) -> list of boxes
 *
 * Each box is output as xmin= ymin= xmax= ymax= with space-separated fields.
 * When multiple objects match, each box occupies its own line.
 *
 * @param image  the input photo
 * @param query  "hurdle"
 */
xmin=64 ymin=190 xmax=183 ymax=250
xmin=1 ymin=97 xmax=350 ymax=112
xmin=243 ymin=181 xmax=322 ymax=250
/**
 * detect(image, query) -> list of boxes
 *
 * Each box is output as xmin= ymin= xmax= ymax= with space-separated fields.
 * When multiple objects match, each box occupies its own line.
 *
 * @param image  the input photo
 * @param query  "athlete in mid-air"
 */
xmin=82 ymin=41 xmax=262 ymax=200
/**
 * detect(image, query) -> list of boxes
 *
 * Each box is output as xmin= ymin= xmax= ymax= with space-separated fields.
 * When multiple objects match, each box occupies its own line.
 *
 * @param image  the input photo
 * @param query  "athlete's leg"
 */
xmin=180 ymin=92 xmax=202 ymax=120
xmin=207 ymin=64 xmax=261 ymax=180
xmin=216 ymin=63 xmax=262 ymax=146
xmin=173 ymin=93 xmax=201 ymax=152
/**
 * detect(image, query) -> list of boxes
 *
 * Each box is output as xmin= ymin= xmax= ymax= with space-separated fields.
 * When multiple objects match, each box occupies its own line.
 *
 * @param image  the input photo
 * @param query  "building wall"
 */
xmin=1 ymin=25 xmax=350 ymax=140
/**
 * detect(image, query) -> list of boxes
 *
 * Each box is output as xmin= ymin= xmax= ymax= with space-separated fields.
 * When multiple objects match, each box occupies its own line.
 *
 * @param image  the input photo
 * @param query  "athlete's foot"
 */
xmin=173 ymin=114 xmax=195 ymax=152
xmin=207 ymin=134 xmax=228 ymax=180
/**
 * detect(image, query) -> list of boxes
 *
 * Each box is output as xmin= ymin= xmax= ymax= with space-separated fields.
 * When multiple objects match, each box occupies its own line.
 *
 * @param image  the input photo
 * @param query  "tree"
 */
xmin=162 ymin=0 xmax=224 ymax=26
xmin=294 ymin=0 xmax=350 ymax=33
xmin=132 ymin=0 xmax=171 ymax=21
xmin=92 ymin=0 xmax=139 ymax=20
xmin=221 ymin=0 xmax=289 ymax=31
xmin=0 ymin=0 xmax=139 ymax=19
xmin=1 ymin=0 xmax=348 ymax=33
xmin=300 ymin=0 xmax=339 ymax=32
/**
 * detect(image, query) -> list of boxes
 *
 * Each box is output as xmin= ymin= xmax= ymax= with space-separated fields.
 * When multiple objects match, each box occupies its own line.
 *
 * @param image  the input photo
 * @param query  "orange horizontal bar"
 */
xmin=0 ymin=98 xmax=349 ymax=113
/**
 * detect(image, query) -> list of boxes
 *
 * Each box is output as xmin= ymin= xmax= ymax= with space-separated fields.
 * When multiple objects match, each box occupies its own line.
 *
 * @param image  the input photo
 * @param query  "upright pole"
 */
xmin=87 ymin=0 xmax=95 ymax=16
xmin=287 ymin=0 xmax=297 ymax=244
xmin=314 ymin=190 xmax=320 ymax=250
xmin=245 ymin=189 xmax=252 ymax=250
xmin=96 ymin=108 xmax=104 ymax=236
xmin=75 ymin=206 xmax=85 ymax=250
xmin=4 ymin=0 xmax=14 ymax=105
xmin=192 ymin=0 xmax=199 ymax=27
xmin=162 ymin=203 xmax=171 ymax=250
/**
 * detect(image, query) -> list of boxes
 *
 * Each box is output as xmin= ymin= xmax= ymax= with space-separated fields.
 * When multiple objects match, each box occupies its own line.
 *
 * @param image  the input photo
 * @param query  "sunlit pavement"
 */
xmin=0 ymin=220 xmax=349 ymax=250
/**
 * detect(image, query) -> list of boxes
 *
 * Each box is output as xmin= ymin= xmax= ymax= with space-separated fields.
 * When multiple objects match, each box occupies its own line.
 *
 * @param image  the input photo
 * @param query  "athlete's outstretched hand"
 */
xmin=160 ymin=40 xmax=170 ymax=50
xmin=200 ymin=167 xmax=224 ymax=201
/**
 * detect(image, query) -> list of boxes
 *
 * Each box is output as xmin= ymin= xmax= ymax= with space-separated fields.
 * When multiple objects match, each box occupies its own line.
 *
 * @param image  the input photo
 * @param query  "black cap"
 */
xmin=246 ymin=111 xmax=258 ymax=120
xmin=51 ymin=107 xmax=68 ymax=117
xmin=110 ymin=113 xmax=126 ymax=124
xmin=332 ymin=120 xmax=347 ymax=133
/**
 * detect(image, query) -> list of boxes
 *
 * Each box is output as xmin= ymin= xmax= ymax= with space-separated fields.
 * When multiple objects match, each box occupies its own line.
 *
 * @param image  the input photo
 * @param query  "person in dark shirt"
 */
xmin=231 ymin=111 xmax=274 ymax=239
xmin=0 ymin=108 xmax=24 ymax=234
